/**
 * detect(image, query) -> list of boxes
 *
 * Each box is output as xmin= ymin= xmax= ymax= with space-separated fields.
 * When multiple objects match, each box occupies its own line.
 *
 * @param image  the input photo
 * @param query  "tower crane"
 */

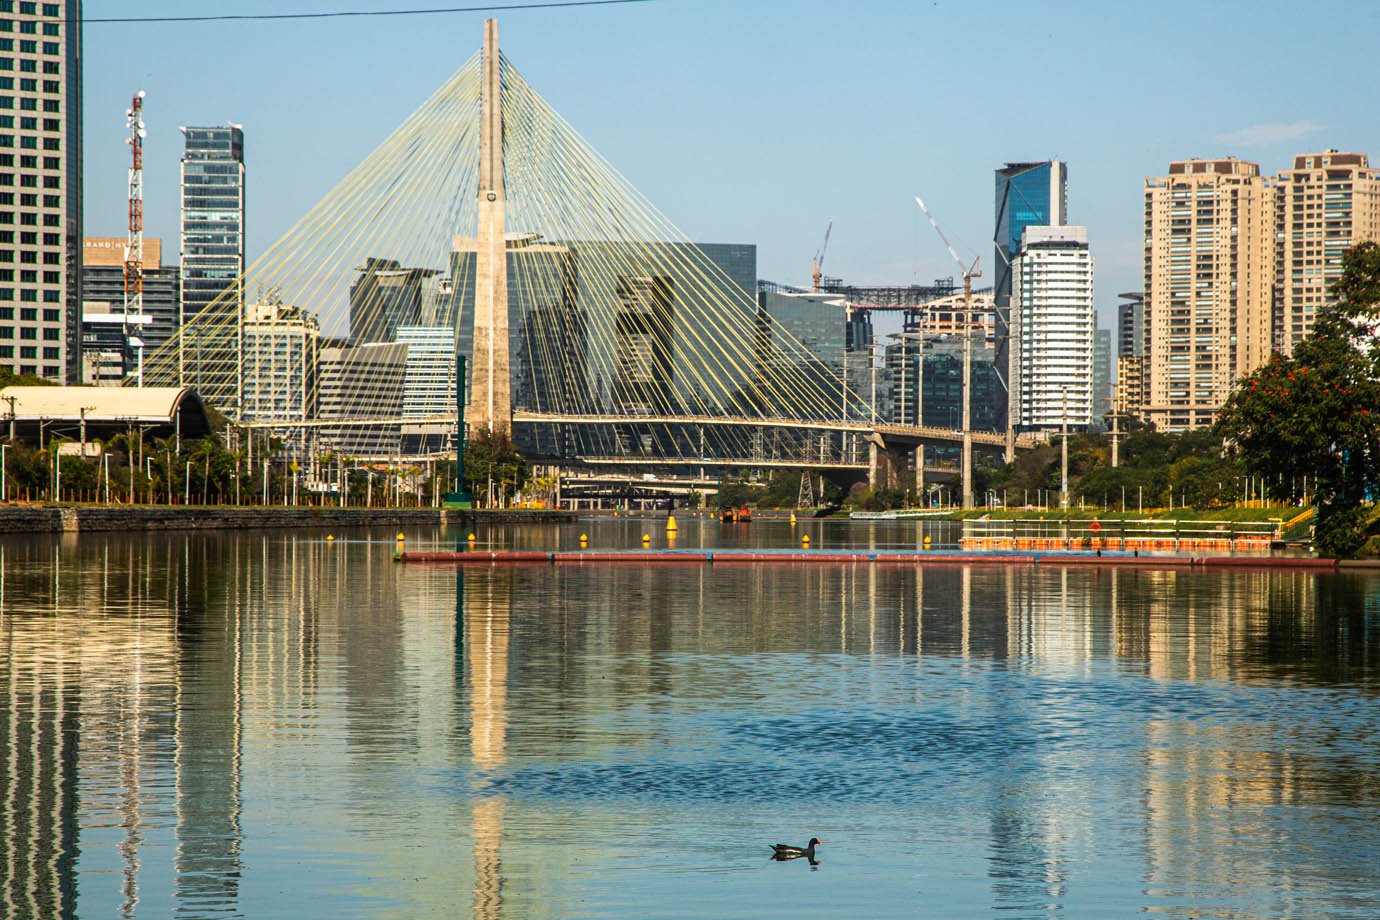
xmin=811 ymin=218 xmax=832 ymax=293
xmin=915 ymin=196 xmax=978 ymax=510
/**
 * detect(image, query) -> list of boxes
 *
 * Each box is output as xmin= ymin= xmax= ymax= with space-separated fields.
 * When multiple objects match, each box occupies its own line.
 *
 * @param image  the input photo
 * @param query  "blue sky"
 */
xmin=82 ymin=0 xmax=1380 ymax=326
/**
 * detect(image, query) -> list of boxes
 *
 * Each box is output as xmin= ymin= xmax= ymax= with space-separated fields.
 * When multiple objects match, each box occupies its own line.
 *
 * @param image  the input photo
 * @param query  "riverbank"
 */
xmin=0 ymin=504 xmax=575 ymax=533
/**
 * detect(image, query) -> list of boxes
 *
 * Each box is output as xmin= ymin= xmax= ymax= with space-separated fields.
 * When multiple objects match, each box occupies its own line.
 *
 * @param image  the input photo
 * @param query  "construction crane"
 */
xmin=915 ymin=196 xmax=978 ymax=510
xmin=810 ymin=218 xmax=832 ymax=292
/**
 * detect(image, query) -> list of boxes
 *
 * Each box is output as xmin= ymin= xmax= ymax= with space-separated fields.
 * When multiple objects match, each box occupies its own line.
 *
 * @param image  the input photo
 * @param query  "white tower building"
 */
xmin=1009 ymin=225 xmax=1094 ymax=431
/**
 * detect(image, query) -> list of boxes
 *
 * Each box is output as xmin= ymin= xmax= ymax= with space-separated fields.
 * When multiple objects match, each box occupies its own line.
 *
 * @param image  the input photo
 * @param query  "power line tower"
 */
xmin=796 ymin=471 xmax=815 ymax=508
xmin=124 ymin=91 xmax=147 ymax=384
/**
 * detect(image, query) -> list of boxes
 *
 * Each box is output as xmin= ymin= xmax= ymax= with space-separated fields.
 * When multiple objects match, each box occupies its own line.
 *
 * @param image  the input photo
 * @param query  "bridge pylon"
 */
xmin=469 ymin=18 xmax=511 ymax=438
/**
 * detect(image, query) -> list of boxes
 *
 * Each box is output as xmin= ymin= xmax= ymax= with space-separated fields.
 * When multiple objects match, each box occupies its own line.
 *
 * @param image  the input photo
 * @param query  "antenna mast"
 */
xmin=124 ymin=91 xmax=146 ymax=385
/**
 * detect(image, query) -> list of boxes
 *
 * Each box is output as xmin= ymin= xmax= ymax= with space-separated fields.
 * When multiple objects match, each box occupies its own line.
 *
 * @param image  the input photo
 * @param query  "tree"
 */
xmin=463 ymin=429 xmax=528 ymax=505
xmin=1217 ymin=242 xmax=1380 ymax=557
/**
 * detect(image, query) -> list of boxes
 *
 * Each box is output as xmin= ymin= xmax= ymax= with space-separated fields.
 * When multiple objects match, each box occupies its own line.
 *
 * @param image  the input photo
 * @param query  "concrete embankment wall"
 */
xmin=0 ymin=505 xmax=574 ymax=533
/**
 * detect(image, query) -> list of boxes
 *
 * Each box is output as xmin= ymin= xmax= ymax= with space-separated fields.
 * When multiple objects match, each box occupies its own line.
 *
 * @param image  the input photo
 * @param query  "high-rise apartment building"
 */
xmin=240 ymin=298 xmax=318 ymax=459
xmin=1009 ymin=225 xmax=1094 ymax=431
xmin=1274 ymin=150 xmax=1380 ymax=352
xmin=1115 ymin=291 xmax=1145 ymax=419
xmin=994 ymin=160 xmax=1067 ymax=429
xmin=1142 ymin=158 xmax=1275 ymax=431
xmin=0 ymin=1 xmax=81 ymax=382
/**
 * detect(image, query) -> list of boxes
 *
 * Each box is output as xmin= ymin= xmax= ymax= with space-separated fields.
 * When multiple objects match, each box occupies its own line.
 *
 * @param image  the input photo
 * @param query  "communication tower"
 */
xmin=125 ymin=91 xmax=147 ymax=384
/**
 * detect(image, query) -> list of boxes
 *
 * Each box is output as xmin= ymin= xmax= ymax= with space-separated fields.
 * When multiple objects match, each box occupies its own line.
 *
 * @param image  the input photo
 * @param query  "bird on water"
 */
xmin=770 ymin=838 xmax=821 ymax=861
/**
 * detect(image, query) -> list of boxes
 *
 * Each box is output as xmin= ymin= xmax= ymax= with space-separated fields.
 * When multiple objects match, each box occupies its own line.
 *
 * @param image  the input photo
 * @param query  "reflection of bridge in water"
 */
xmin=151 ymin=19 xmax=1036 ymax=505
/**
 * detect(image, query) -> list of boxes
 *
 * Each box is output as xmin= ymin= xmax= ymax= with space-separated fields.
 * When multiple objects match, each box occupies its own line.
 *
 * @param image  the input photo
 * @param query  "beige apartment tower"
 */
xmin=1274 ymin=150 xmax=1380 ymax=353
xmin=1141 ymin=158 xmax=1275 ymax=431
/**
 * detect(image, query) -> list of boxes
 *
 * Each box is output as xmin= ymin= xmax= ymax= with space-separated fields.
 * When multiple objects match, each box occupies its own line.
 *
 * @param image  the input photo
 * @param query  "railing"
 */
xmin=959 ymin=517 xmax=1279 ymax=555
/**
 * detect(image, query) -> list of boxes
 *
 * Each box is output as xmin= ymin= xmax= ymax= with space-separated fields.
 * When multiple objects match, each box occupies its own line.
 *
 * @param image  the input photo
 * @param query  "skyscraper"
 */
xmin=1008 ymin=225 xmax=1094 ymax=431
xmin=179 ymin=125 xmax=244 ymax=413
xmin=994 ymin=161 xmax=1067 ymax=428
xmin=0 ymin=0 xmax=81 ymax=382
xmin=180 ymin=125 xmax=244 ymax=323
xmin=1143 ymin=157 xmax=1275 ymax=431
xmin=1115 ymin=292 xmax=1145 ymax=419
xmin=1274 ymin=150 xmax=1380 ymax=353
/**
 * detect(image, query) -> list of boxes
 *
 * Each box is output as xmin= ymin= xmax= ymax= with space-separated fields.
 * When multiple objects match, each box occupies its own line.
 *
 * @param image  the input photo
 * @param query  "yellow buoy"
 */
xmin=467 ymin=532 xmax=477 ymax=542
xmin=326 ymin=534 xmax=334 ymax=541
xmin=666 ymin=514 xmax=677 ymax=532
xmin=642 ymin=534 xmax=651 ymax=545
xmin=579 ymin=533 xmax=588 ymax=546
xmin=923 ymin=535 xmax=931 ymax=550
xmin=789 ymin=512 xmax=797 ymax=525
xmin=801 ymin=534 xmax=811 ymax=547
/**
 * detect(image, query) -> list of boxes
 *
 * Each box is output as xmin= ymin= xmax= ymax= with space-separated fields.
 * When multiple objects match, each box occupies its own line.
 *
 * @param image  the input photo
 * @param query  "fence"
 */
xmin=959 ymin=517 xmax=1280 ymax=554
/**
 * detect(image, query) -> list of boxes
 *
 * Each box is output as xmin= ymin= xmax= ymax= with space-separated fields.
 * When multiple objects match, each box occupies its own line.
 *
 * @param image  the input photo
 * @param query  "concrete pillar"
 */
xmin=868 ymin=440 xmax=879 ymax=490
xmin=470 ymin=19 xmax=511 ymax=438
xmin=914 ymin=443 xmax=924 ymax=502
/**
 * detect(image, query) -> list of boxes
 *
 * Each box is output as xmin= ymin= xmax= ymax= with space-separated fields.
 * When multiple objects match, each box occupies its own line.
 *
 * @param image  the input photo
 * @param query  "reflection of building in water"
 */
xmin=0 ymin=538 xmax=186 ymax=919
xmin=466 ymin=571 xmax=510 ymax=920
xmin=1137 ymin=569 xmax=1320 ymax=905
xmin=0 ymin=605 xmax=81 ymax=919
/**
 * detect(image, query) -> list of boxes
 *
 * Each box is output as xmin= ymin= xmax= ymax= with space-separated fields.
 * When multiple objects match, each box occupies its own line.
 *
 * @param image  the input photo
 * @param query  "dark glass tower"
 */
xmin=180 ymin=125 xmax=245 ymax=323
xmin=993 ymin=160 xmax=1066 ymax=430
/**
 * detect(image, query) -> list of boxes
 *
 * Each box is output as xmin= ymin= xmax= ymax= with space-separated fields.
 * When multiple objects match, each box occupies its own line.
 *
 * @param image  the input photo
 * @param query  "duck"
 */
xmin=770 ymin=837 xmax=821 ymax=861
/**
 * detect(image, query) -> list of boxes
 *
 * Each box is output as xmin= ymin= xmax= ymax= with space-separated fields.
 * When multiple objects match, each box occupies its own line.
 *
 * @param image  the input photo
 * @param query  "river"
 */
xmin=2 ymin=518 xmax=1377 ymax=918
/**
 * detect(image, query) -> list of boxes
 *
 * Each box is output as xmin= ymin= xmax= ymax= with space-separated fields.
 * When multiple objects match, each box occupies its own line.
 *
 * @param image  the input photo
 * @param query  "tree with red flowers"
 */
xmin=1217 ymin=242 xmax=1380 ymax=557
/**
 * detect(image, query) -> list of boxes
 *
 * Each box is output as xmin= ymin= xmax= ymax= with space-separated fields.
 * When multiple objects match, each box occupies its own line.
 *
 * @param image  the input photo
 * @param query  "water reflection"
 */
xmin=0 ymin=530 xmax=1377 ymax=918
xmin=465 ymin=569 xmax=510 ymax=919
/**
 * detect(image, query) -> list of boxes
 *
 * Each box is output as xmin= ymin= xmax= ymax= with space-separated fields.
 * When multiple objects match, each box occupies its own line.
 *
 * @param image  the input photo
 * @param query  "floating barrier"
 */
xmin=395 ymin=548 xmax=1335 ymax=570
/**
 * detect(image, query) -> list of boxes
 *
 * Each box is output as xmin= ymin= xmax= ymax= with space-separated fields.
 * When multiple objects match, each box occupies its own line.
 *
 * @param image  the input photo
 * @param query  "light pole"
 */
xmin=78 ymin=406 xmax=92 ymax=458
xmin=2 ymin=393 xmax=15 ymax=441
xmin=185 ymin=460 xmax=192 ymax=505
xmin=1060 ymin=386 xmax=1069 ymax=510
xmin=1 ymin=442 xmax=5 ymax=502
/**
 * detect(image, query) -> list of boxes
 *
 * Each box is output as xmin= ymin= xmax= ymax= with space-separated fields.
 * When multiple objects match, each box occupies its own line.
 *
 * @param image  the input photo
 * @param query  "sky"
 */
xmin=81 ymin=0 xmax=1380 ymax=329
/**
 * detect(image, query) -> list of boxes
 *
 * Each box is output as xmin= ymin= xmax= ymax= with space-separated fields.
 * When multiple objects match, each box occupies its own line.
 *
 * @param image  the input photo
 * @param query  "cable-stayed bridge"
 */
xmin=148 ymin=20 xmax=1037 ymax=500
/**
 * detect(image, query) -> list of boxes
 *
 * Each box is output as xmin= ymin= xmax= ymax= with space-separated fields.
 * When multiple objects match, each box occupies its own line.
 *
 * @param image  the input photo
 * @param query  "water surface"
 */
xmin=2 ymin=520 xmax=1378 ymax=918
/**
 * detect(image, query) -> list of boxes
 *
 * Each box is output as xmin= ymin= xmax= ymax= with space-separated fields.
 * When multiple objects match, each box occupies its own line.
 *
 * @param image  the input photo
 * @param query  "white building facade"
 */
xmin=1009 ymin=225 xmax=1094 ymax=431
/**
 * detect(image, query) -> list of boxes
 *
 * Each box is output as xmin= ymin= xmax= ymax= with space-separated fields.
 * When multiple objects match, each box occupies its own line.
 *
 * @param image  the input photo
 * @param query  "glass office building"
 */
xmin=180 ymin=125 xmax=244 ymax=322
xmin=993 ymin=160 xmax=1066 ymax=428
xmin=179 ymin=124 xmax=244 ymax=413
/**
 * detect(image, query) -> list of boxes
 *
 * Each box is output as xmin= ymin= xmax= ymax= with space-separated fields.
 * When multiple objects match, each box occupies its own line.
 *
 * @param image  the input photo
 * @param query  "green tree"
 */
xmin=463 ymin=429 xmax=529 ymax=505
xmin=1217 ymin=241 xmax=1380 ymax=557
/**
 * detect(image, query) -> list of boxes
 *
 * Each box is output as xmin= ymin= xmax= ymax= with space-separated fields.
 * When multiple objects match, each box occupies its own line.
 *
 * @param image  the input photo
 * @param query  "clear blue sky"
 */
xmin=82 ymin=0 xmax=1380 ymax=326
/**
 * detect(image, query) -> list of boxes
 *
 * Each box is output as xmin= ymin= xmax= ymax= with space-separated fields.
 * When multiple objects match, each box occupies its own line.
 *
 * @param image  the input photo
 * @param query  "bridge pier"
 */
xmin=915 ymin=444 xmax=924 ymax=501
xmin=868 ymin=440 xmax=879 ymax=490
